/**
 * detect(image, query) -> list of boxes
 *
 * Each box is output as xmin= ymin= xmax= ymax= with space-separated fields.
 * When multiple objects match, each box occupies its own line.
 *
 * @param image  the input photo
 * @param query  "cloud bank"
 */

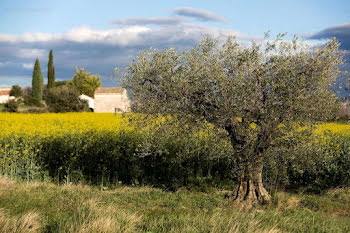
xmin=0 ymin=7 xmax=235 ymax=87
xmin=308 ymin=22 xmax=350 ymax=96
xmin=111 ymin=16 xmax=186 ymax=26
xmin=0 ymin=22 xmax=256 ymax=87
xmin=308 ymin=22 xmax=350 ymax=50
xmin=173 ymin=7 xmax=226 ymax=22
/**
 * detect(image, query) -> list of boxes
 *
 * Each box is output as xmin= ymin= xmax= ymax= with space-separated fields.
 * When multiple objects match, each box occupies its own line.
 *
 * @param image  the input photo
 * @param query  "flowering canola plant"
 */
xmin=0 ymin=113 xmax=129 ymax=138
xmin=0 ymin=112 xmax=349 ymax=181
xmin=0 ymin=113 xmax=132 ymax=178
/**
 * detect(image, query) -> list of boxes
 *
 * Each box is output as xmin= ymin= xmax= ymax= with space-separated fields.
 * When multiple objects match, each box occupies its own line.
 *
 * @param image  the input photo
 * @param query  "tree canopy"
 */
xmin=32 ymin=58 xmax=43 ymax=103
xmin=122 ymin=35 xmax=344 ymax=206
xmin=9 ymin=85 xmax=23 ymax=98
xmin=47 ymin=49 xmax=56 ymax=89
xmin=69 ymin=68 xmax=101 ymax=97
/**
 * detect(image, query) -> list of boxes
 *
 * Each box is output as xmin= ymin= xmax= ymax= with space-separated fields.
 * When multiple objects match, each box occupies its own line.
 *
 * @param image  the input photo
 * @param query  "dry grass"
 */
xmin=0 ymin=176 xmax=349 ymax=232
xmin=72 ymin=198 xmax=142 ymax=233
xmin=0 ymin=209 xmax=41 ymax=233
xmin=0 ymin=176 xmax=15 ymax=192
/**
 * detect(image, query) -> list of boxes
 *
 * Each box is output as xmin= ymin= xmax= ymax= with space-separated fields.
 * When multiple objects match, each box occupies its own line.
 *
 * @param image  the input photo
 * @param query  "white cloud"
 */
xmin=22 ymin=63 xmax=34 ymax=69
xmin=173 ymin=7 xmax=226 ymax=22
xmin=0 ymin=24 xmax=257 ymax=46
xmin=0 ymin=26 xmax=151 ymax=46
xmin=0 ymin=24 xmax=259 ymax=87
xmin=65 ymin=26 xmax=151 ymax=45
xmin=18 ymin=48 xmax=46 ymax=59
xmin=111 ymin=16 xmax=186 ymax=26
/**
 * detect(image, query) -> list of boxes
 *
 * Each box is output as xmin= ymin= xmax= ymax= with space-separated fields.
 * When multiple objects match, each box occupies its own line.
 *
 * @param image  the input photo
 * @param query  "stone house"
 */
xmin=0 ymin=88 xmax=13 ymax=104
xmin=94 ymin=87 xmax=130 ymax=113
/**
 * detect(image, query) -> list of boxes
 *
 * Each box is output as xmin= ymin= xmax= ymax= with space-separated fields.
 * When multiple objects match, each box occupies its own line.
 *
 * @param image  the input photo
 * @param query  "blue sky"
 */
xmin=0 ymin=0 xmax=349 ymax=87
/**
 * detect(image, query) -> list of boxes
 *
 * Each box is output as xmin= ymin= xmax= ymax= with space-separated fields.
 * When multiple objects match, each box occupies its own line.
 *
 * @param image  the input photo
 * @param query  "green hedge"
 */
xmin=1 ymin=125 xmax=349 ymax=191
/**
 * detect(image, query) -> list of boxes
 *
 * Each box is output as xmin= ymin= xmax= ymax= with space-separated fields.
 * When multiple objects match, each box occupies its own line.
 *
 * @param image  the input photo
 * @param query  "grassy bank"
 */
xmin=0 ymin=176 xmax=349 ymax=233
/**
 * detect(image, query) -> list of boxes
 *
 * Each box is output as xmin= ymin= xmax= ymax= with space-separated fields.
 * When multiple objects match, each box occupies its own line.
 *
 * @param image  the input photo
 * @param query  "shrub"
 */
xmin=54 ymin=81 xmax=69 ymax=87
xmin=23 ymin=87 xmax=32 ymax=95
xmin=35 ymin=129 xmax=235 ymax=188
xmin=23 ymin=94 xmax=42 ymax=107
xmin=2 ymin=99 xmax=19 ymax=112
xmin=264 ymin=129 xmax=350 ymax=193
xmin=9 ymin=85 xmax=23 ymax=98
xmin=22 ymin=108 xmax=48 ymax=114
xmin=46 ymin=86 xmax=88 ymax=113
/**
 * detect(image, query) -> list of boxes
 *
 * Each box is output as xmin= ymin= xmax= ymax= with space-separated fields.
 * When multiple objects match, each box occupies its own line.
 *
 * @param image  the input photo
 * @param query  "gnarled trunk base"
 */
xmin=230 ymin=162 xmax=271 ymax=208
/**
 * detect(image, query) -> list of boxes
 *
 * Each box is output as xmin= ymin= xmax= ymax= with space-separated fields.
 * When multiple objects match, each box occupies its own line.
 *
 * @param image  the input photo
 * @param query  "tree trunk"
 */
xmin=231 ymin=157 xmax=271 ymax=206
xmin=226 ymin=127 xmax=271 ymax=207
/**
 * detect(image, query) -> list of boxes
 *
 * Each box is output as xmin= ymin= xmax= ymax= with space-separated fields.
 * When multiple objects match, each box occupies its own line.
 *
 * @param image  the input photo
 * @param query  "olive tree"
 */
xmin=122 ymin=35 xmax=343 ymax=206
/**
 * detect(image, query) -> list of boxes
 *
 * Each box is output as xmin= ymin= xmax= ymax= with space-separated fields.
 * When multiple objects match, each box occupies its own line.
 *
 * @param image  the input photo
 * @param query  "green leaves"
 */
xmin=32 ymin=58 xmax=43 ymax=102
xmin=69 ymin=67 xmax=102 ymax=97
xmin=122 ymin=34 xmax=344 ymax=192
xmin=47 ymin=49 xmax=55 ymax=89
xmin=123 ymin=35 xmax=343 ymax=144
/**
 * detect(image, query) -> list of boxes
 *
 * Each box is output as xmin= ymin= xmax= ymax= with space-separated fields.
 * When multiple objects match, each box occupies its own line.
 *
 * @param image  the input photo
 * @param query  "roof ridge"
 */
xmin=95 ymin=87 xmax=125 ymax=94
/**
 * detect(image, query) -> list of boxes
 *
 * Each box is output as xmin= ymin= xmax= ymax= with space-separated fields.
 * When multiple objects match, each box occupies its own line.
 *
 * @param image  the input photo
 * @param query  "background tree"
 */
xmin=69 ymin=68 xmax=102 ymax=97
xmin=54 ymin=80 xmax=69 ymax=87
xmin=32 ymin=58 xmax=43 ymax=104
xmin=122 ymin=35 xmax=343 ymax=207
xmin=9 ymin=85 xmax=23 ymax=98
xmin=46 ymin=86 xmax=88 ymax=112
xmin=47 ymin=49 xmax=55 ymax=89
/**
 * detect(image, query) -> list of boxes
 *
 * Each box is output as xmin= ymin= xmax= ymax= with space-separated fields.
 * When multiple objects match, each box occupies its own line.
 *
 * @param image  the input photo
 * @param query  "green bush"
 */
xmin=0 ymin=122 xmax=349 ymax=191
xmin=36 ymin=128 xmax=236 ymax=189
xmin=23 ymin=94 xmax=42 ymax=107
xmin=264 ymin=131 xmax=350 ymax=192
xmin=54 ymin=80 xmax=69 ymax=87
xmin=22 ymin=108 xmax=48 ymax=114
xmin=9 ymin=85 xmax=23 ymax=98
xmin=2 ymin=99 xmax=19 ymax=112
xmin=46 ymin=86 xmax=88 ymax=113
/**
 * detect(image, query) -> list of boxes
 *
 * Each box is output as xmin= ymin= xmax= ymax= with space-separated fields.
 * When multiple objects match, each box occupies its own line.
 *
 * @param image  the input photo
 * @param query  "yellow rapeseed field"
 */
xmin=0 ymin=112 xmax=348 ymax=137
xmin=0 ymin=112 xmax=348 ymax=186
xmin=0 ymin=113 xmax=128 ymax=138
xmin=314 ymin=122 xmax=350 ymax=136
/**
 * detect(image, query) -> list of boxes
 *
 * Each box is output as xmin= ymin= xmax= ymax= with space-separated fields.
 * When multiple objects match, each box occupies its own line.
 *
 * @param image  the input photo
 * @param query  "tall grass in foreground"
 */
xmin=0 ymin=176 xmax=349 ymax=233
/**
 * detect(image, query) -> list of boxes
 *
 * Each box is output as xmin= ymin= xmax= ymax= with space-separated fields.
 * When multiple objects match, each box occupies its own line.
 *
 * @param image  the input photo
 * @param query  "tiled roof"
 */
xmin=95 ymin=87 xmax=125 ymax=94
xmin=0 ymin=90 xmax=10 ymax=95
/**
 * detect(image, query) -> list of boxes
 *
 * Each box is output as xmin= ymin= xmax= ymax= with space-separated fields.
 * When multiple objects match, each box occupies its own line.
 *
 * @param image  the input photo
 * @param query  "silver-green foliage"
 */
xmin=123 ymin=35 xmax=342 ymax=129
xmin=122 ymin=34 xmax=344 ymax=203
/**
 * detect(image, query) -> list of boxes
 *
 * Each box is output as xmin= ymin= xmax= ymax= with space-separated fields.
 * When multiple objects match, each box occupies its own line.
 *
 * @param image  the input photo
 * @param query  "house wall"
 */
xmin=0 ymin=88 xmax=11 ymax=104
xmin=94 ymin=92 xmax=130 ymax=113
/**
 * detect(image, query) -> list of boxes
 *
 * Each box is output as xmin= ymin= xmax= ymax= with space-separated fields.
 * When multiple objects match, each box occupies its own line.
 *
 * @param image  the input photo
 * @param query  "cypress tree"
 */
xmin=32 ymin=58 xmax=43 ymax=102
xmin=47 ymin=49 xmax=55 ymax=88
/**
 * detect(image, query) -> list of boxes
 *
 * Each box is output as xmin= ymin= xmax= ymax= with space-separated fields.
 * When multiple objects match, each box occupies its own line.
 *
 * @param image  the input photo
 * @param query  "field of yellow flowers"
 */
xmin=0 ymin=113 xmax=234 ymax=187
xmin=0 ymin=112 xmax=348 ymax=137
xmin=0 ymin=112 xmax=349 ymax=189
xmin=0 ymin=113 xmax=128 ymax=137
